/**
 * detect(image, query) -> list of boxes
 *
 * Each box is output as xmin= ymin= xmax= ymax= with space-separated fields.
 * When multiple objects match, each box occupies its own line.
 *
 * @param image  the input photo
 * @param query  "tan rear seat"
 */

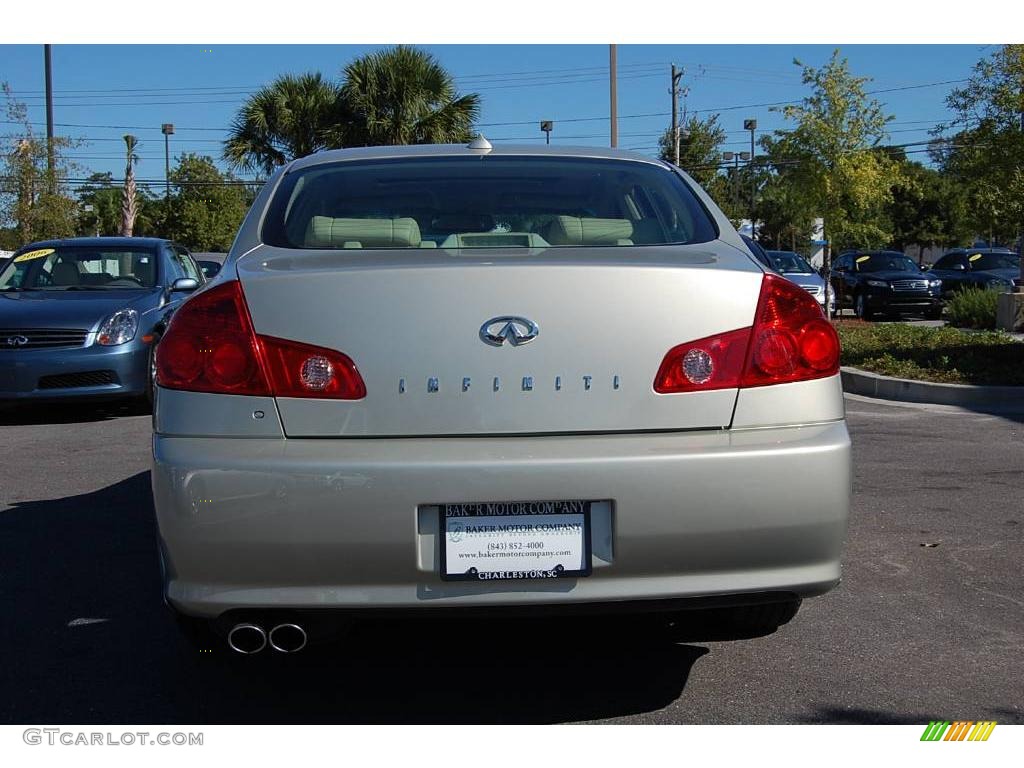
xmin=542 ymin=216 xmax=634 ymax=246
xmin=305 ymin=217 xmax=422 ymax=248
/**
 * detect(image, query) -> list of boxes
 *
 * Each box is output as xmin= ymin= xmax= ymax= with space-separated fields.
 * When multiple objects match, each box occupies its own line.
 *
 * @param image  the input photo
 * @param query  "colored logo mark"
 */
xmin=920 ymin=721 xmax=996 ymax=742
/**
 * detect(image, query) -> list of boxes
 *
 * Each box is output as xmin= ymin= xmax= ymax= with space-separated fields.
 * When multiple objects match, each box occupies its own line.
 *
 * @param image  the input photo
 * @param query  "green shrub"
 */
xmin=946 ymin=286 xmax=1001 ymax=330
xmin=835 ymin=321 xmax=1023 ymax=385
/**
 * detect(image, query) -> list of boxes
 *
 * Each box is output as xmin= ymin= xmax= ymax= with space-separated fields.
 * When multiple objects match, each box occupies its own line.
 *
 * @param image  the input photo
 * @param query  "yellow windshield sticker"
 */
xmin=856 ymin=256 xmax=871 ymax=263
xmin=968 ymin=253 xmax=982 ymax=262
xmin=14 ymin=248 xmax=55 ymax=263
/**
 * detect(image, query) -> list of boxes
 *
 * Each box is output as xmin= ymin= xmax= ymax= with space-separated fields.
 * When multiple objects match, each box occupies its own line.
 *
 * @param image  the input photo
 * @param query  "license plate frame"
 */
xmin=438 ymin=500 xmax=593 ymax=582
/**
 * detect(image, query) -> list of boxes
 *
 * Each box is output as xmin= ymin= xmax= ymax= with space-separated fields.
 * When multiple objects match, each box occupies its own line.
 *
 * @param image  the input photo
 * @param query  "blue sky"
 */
xmin=0 ymin=44 xmax=990 ymax=193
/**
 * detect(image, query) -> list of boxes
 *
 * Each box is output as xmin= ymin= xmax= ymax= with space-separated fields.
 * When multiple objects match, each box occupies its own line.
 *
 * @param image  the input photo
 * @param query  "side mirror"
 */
xmin=170 ymin=277 xmax=199 ymax=293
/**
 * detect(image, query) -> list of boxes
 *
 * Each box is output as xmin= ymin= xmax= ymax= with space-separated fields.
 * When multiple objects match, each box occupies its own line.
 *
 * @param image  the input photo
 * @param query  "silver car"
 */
xmin=765 ymin=250 xmax=835 ymax=313
xmin=152 ymin=140 xmax=851 ymax=655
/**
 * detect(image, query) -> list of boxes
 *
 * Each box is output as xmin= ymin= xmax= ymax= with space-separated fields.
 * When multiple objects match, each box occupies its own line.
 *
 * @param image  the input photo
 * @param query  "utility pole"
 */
xmin=43 ymin=45 xmax=54 ymax=191
xmin=670 ymin=65 xmax=684 ymax=165
xmin=744 ymin=119 xmax=757 ymax=237
xmin=609 ymin=44 xmax=618 ymax=148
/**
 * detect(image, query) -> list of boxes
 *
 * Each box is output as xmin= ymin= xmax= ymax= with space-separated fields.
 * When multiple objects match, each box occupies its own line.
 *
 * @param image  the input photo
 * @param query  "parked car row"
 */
xmin=742 ymin=244 xmax=1020 ymax=322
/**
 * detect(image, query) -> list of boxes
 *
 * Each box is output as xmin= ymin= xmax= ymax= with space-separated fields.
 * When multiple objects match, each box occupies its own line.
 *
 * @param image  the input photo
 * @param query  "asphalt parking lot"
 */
xmin=1 ymin=395 xmax=1021 ymax=725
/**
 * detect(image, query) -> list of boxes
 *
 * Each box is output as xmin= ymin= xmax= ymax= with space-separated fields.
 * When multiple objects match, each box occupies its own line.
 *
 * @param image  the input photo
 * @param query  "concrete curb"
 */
xmin=840 ymin=366 xmax=1024 ymax=409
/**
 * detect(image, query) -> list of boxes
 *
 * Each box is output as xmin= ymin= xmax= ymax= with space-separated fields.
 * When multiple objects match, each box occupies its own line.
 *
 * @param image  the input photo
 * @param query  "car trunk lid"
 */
xmin=237 ymin=245 xmax=762 ymax=437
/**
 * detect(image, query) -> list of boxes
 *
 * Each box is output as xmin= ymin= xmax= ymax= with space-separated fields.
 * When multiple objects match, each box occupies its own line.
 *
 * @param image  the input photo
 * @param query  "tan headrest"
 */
xmin=305 ymin=217 xmax=422 ymax=248
xmin=543 ymin=216 xmax=634 ymax=246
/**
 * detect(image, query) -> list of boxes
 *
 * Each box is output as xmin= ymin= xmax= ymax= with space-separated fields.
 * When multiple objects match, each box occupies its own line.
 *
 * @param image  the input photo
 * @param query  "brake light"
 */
xmin=259 ymin=335 xmax=366 ymax=399
xmin=156 ymin=280 xmax=366 ymax=399
xmin=653 ymin=327 xmax=750 ymax=393
xmin=740 ymin=273 xmax=840 ymax=387
xmin=653 ymin=274 xmax=839 ymax=394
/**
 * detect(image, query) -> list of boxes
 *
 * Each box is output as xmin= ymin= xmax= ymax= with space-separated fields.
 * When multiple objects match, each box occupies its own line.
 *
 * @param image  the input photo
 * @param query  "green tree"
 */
xmin=165 ymin=154 xmax=251 ymax=251
xmin=658 ymin=113 xmax=727 ymax=189
xmin=224 ymin=72 xmax=348 ymax=175
xmin=340 ymin=46 xmax=480 ymax=146
xmin=932 ymin=44 xmax=1024 ymax=247
xmin=754 ymin=161 xmax=817 ymax=252
xmin=76 ymin=171 xmax=160 ymax=237
xmin=766 ymin=50 xmax=900 ymax=262
xmin=0 ymin=83 xmax=79 ymax=243
xmin=885 ymin=157 xmax=970 ymax=254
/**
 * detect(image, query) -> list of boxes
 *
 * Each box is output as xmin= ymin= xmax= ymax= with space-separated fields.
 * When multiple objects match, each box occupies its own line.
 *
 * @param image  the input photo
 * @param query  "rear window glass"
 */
xmin=261 ymin=156 xmax=718 ymax=250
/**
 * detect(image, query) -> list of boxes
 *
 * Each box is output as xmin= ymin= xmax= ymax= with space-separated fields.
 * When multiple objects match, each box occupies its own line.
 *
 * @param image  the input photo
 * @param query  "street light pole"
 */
xmin=722 ymin=151 xmax=750 ymax=219
xmin=540 ymin=120 xmax=553 ymax=145
xmin=161 ymin=123 xmax=174 ymax=204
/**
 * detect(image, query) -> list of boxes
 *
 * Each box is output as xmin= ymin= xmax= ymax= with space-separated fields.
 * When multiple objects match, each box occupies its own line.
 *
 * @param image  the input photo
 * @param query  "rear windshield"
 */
xmin=261 ymin=156 xmax=718 ymax=250
xmin=0 ymin=246 xmax=159 ymax=290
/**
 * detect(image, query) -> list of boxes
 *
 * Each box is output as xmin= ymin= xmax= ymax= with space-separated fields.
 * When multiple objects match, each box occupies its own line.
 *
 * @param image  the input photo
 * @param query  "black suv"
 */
xmin=927 ymin=248 xmax=1019 ymax=298
xmin=830 ymin=251 xmax=943 ymax=320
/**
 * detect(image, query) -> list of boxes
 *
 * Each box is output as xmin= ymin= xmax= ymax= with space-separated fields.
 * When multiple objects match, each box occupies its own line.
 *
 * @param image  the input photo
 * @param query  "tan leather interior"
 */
xmin=542 ymin=216 xmax=635 ymax=246
xmin=305 ymin=217 xmax=422 ymax=248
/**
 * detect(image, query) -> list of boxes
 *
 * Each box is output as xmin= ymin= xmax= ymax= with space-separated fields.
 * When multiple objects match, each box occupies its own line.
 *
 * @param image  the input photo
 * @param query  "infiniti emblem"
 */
xmin=6 ymin=335 xmax=29 ymax=347
xmin=480 ymin=316 xmax=539 ymax=347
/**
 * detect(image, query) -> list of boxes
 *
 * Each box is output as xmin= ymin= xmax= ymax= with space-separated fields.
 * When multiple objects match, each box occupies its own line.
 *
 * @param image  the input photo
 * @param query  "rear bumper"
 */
xmin=0 ymin=341 xmax=148 ymax=401
xmin=152 ymin=420 xmax=852 ymax=618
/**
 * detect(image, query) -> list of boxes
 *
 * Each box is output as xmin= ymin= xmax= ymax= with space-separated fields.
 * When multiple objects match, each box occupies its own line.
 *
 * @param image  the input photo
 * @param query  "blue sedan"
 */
xmin=0 ymin=237 xmax=204 ymax=404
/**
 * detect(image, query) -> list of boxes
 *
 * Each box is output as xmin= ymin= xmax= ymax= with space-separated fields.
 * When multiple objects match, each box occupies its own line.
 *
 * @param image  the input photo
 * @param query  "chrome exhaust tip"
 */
xmin=268 ymin=623 xmax=307 ymax=653
xmin=227 ymin=623 xmax=267 ymax=654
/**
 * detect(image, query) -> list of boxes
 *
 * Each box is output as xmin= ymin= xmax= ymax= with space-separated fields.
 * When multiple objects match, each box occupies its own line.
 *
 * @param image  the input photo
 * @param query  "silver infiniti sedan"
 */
xmin=152 ymin=140 xmax=851 ymax=655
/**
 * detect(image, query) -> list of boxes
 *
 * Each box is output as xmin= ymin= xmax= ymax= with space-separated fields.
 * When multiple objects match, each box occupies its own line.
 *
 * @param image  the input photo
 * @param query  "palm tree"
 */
xmin=223 ymin=73 xmax=348 ymax=175
xmin=340 ymin=46 xmax=480 ymax=146
xmin=120 ymin=134 xmax=139 ymax=237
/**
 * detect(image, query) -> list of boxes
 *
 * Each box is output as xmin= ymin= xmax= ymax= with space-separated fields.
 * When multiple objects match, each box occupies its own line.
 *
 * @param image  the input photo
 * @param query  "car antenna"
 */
xmin=467 ymin=135 xmax=493 ymax=153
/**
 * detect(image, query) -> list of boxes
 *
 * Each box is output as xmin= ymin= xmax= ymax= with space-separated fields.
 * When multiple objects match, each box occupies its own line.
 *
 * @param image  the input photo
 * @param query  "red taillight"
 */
xmin=259 ymin=335 xmax=366 ymax=399
xmin=653 ymin=327 xmax=750 ymax=393
xmin=740 ymin=274 xmax=839 ymax=387
xmin=156 ymin=280 xmax=366 ymax=399
xmin=156 ymin=281 xmax=270 ymax=396
xmin=653 ymin=274 xmax=840 ymax=394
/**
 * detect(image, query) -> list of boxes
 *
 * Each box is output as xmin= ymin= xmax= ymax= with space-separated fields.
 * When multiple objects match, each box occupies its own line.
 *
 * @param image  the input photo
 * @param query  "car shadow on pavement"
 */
xmin=0 ymin=471 xmax=707 ymax=724
xmin=0 ymin=399 xmax=149 ymax=426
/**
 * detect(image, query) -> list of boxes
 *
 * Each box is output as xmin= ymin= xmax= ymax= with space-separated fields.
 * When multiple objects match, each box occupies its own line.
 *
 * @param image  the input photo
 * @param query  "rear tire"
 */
xmin=145 ymin=339 xmax=158 ymax=406
xmin=662 ymin=599 xmax=802 ymax=642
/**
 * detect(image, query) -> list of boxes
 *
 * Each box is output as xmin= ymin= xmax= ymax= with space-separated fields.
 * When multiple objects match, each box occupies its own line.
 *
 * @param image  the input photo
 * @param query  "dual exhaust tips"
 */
xmin=227 ymin=622 xmax=307 ymax=654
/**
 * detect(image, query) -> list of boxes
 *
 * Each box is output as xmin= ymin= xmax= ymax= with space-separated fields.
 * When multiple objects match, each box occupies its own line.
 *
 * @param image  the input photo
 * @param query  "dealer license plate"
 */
xmin=440 ymin=500 xmax=592 ymax=581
